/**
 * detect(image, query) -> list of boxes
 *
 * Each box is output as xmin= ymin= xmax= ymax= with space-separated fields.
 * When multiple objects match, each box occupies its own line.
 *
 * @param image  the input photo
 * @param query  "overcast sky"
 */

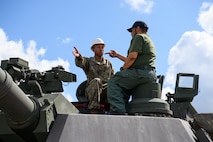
xmin=0 ymin=0 xmax=213 ymax=113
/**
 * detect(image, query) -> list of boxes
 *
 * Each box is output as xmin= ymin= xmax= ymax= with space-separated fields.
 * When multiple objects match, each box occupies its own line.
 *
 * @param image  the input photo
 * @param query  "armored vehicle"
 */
xmin=0 ymin=57 xmax=212 ymax=142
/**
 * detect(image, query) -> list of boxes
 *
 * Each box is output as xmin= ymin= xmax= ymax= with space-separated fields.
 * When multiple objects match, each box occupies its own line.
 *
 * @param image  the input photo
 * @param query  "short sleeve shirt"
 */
xmin=128 ymin=34 xmax=156 ymax=68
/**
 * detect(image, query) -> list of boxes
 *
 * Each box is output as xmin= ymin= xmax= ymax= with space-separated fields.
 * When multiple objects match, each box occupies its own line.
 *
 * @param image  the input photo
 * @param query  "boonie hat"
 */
xmin=127 ymin=21 xmax=148 ymax=32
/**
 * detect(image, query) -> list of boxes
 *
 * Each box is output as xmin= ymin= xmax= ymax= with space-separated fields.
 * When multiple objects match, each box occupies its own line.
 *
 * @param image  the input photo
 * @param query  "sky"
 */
xmin=0 ymin=0 xmax=213 ymax=113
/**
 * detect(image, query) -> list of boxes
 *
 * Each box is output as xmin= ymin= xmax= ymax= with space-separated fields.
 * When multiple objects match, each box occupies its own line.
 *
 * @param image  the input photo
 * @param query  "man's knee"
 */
xmin=88 ymin=78 xmax=102 ymax=88
xmin=91 ymin=78 xmax=101 ymax=83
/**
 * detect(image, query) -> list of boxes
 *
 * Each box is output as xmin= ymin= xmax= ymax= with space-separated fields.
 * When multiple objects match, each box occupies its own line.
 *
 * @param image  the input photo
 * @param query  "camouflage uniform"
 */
xmin=75 ymin=57 xmax=114 ymax=110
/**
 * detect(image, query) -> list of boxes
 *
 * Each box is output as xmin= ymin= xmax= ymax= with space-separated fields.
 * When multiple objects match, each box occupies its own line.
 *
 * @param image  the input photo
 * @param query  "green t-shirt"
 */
xmin=128 ymin=34 xmax=156 ymax=68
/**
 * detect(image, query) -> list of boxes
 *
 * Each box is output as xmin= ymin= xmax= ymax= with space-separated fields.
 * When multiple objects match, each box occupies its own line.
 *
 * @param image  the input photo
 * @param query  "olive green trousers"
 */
xmin=107 ymin=68 xmax=156 ymax=113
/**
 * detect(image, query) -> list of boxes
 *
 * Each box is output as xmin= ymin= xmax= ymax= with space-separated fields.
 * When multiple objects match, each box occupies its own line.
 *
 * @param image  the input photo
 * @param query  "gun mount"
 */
xmin=1 ymin=58 xmax=76 ymax=96
xmin=0 ymin=58 xmax=78 ymax=142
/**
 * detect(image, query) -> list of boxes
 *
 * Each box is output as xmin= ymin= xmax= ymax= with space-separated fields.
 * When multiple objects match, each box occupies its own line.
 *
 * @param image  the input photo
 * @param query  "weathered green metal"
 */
xmin=174 ymin=73 xmax=199 ymax=102
xmin=0 ymin=67 xmax=39 ymax=130
xmin=167 ymin=73 xmax=199 ymax=120
xmin=127 ymin=81 xmax=173 ymax=115
xmin=0 ymin=57 xmax=212 ymax=142
xmin=0 ymin=58 xmax=78 ymax=142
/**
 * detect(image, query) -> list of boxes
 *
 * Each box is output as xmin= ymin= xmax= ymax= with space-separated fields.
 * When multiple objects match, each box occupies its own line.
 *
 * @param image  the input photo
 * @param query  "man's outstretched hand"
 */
xmin=105 ymin=50 xmax=117 ymax=58
xmin=72 ymin=46 xmax=80 ymax=57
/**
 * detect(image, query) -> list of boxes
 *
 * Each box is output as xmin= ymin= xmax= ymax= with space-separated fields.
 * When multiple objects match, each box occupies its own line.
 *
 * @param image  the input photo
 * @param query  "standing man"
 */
xmin=105 ymin=21 xmax=157 ymax=114
xmin=72 ymin=38 xmax=114 ymax=113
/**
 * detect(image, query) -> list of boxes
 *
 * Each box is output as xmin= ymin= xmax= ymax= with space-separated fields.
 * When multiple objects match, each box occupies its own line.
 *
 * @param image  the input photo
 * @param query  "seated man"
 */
xmin=105 ymin=21 xmax=157 ymax=114
xmin=72 ymin=38 xmax=114 ymax=113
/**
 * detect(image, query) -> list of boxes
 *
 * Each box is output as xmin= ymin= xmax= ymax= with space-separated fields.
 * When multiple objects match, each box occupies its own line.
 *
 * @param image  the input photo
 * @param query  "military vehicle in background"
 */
xmin=0 ymin=57 xmax=212 ymax=142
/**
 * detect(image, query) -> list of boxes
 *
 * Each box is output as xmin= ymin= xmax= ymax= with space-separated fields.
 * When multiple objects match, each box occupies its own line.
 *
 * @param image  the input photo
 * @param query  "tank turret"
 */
xmin=0 ymin=58 xmax=78 ymax=142
xmin=0 ymin=57 xmax=213 ymax=142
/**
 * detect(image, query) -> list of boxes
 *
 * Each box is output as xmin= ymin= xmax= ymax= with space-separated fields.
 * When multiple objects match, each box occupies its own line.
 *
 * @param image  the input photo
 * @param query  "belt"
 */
xmin=131 ymin=66 xmax=155 ymax=71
